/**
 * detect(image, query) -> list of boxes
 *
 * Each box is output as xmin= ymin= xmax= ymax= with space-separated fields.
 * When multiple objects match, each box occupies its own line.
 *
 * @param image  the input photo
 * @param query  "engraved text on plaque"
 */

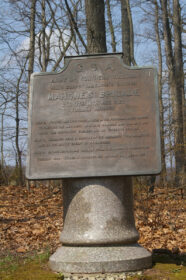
xmin=26 ymin=54 xmax=161 ymax=179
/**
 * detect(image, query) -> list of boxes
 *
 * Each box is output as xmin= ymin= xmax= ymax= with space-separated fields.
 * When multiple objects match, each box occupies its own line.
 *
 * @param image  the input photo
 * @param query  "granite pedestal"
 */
xmin=49 ymin=177 xmax=152 ymax=273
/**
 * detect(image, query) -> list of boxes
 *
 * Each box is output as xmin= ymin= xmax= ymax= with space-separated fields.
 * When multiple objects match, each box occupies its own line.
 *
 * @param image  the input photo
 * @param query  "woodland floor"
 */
xmin=0 ymin=183 xmax=185 ymax=254
xmin=0 ymin=183 xmax=185 ymax=279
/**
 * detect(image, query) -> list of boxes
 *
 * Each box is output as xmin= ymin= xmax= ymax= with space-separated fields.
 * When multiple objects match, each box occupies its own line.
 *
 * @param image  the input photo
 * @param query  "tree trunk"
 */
xmin=160 ymin=0 xmax=185 ymax=187
xmin=106 ymin=0 xmax=116 ymax=52
xmin=121 ymin=0 xmax=131 ymax=65
xmin=154 ymin=0 xmax=167 ymax=184
xmin=41 ymin=0 xmax=46 ymax=72
xmin=173 ymin=0 xmax=185 ymax=186
xmin=28 ymin=0 xmax=37 ymax=100
xmin=0 ymin=105 xmax=7 ymax=185
xmin=121 ymin=0 xmax=136 ymax=66
xmin=15 ymin=70 xmax=24 ymax=186
xmin=27 ymin=0 xmax=37 ymax=189
xmin=85 ymin=0 xmax=107 ymax=53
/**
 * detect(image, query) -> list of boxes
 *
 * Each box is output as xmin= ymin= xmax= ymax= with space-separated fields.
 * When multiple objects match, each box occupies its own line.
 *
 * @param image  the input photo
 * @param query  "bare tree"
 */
xmin=106 ymin=0 xmax=117 ymax=52
xmin=0 ymin=103 xmax=8 ymax=185
xmin=121 ymin=0 xmax=136 ymax=66
xmin=15 ymin=58 xmax=28 ymax=186
xmin=85 ymin=0 xmax=107 ymax=53
xmin=160 ymin=0 xmax=185 ymax=187
xmin=64 ymin=0 xmax=87 ymax=52
xmin=154 ymin=0 xmax=167 ymax=184
xmin=28 ymin=0 xmax=37 ymax=83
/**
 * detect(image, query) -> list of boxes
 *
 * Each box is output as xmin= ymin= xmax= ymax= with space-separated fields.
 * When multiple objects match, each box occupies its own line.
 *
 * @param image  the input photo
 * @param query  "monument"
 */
xmin=26 ymin=53 xmax=161 ymax=274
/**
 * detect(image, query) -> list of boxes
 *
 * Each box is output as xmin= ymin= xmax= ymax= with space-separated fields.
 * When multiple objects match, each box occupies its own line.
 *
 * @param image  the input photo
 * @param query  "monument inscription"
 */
xmin=26 ymin=54 xmax=161 ymax=179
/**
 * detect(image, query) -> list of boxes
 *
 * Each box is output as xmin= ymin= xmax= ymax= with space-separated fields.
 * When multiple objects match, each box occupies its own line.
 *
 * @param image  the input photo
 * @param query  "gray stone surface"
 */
xmin=62 ymin=271 xmax=142 ymax=280
xmin=60 ymin=177 xmax=139 ymax=245
xmin=49 ymin=244 xmax=152 ymax=273
xmin=50 ymin=176 xmax=152 ymax=273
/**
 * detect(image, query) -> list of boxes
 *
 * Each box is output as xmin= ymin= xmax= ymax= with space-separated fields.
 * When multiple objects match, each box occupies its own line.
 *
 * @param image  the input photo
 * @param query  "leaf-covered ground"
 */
xmin=0 ymin=184 xmax=185 ymax=255
xmin=0 ymin=184 xmax=63 ymax=254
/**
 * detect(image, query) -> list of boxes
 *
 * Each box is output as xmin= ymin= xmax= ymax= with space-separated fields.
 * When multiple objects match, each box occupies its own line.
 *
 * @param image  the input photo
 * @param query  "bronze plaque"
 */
xmin=26 ymin=54 xmax=161 ymax=179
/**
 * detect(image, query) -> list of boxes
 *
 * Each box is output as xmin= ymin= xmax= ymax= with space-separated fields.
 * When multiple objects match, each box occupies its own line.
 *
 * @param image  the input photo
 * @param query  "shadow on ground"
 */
xmin=129 ymin=251 xmax=186 ymax=280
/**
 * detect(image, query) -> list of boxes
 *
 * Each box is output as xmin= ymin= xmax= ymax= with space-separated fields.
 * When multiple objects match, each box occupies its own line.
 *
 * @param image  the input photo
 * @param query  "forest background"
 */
xmin=0 ymin=0 xmax=185 ymax=189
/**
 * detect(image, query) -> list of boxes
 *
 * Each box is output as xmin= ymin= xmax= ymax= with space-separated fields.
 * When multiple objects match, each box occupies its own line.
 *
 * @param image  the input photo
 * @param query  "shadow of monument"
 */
xmin=152 ymin=249 xmax=186 ymax=266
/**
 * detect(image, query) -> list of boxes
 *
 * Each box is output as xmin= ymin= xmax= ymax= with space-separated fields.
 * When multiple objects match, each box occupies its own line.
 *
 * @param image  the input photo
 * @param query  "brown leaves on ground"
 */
xmin=0 ymin=184 xmax=185 ymax=255
xmin=0 ymin=184 xmax=63 ymax=254
xmin=134 ymin=185 xmax=186 ymax=253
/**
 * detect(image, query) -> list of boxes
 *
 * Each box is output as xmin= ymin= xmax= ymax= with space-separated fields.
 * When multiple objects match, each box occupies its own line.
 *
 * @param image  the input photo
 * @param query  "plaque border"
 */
xmin=26 ymin=53 xmax=161 ymax=179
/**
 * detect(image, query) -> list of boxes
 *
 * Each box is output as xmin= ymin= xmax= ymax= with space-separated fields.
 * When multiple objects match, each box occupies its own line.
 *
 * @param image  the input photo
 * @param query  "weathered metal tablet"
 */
xmin=26 ymin=53 xmax=161 ymax=179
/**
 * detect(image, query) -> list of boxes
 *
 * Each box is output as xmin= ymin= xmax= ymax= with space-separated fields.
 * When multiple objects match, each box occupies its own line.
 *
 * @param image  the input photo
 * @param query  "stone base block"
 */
xmin=49 ymin=244 xmax=152 ymax=273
